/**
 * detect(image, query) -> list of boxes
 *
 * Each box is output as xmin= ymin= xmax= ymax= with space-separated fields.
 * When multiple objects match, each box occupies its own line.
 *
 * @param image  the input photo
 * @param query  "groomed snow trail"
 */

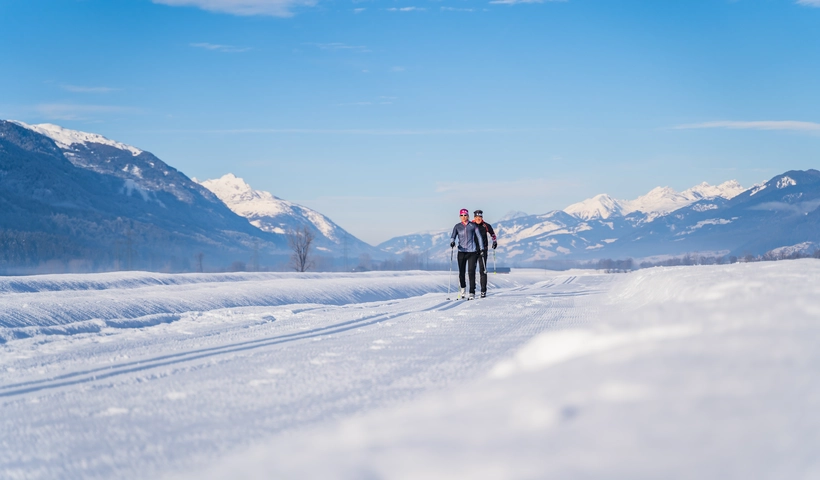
xmin=182 ymin=261 xmax=820 ymax=480
xmin=0 ymin=270 xmax=606 ymax=479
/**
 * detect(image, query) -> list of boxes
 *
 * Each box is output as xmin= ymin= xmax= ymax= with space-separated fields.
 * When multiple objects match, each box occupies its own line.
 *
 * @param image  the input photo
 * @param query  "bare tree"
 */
xmin=194 ymin=252 xmax=204 ymax=272
xmin=287 ymin=226 xmax=315 ymax=272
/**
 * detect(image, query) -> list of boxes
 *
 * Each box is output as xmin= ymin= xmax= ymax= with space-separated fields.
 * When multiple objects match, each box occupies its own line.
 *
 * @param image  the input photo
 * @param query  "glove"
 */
xmin=450 ymin=241 xmax=455 ymax=248
xmin=492 ymin=242 xmax=497 ymax=250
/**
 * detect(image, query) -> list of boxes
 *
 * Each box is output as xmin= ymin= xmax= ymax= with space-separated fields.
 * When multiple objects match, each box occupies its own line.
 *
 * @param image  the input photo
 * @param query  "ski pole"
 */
xmin=493 ymin=249 xmax=496 ymax=274
xmin=447 ymin=247 xmax=454 ymax=299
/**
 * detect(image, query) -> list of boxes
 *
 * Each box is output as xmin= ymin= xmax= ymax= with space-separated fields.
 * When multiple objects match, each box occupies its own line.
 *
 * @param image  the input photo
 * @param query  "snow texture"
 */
xmin=563 ymin=181 xmax=744 ymax=221
xmin=11 ymin=121 xmax=143 ymax=156
xmin=2 ymin=262 xmax=819 ymax=480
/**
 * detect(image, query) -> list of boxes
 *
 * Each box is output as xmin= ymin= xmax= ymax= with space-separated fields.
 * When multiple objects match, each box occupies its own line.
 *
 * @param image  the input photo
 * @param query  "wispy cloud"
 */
xmin=155 ymin=127 xmax=529 ymax=135
xmin=797 ymin=0 xmax=820 ymax=7
xmin=391 ymin=66 xmax=406 ymax=72
xmin=490 ymin=0 xmax=566 ymax=4
xmin=674 ymin=120 xmax=820 ymax=134
xmin=60 ymin=84 xmax=121 ymax=94
xmin=190 ymin=42 xmax=251 ymax=53
xmin=34 ymin=103 xmax=143 ymax=121
xmin=334 ymin=101 xmax=373 ymax=107
xmin=751 ymin=200 xmax=820 ymax=215
xmin=153 ymin=0 xmax=317 ymax=17
xmin=386 ymin=7 xmax=425 ymax=11
xmin=306 ymin=42 xmax=370 ymax=53
xmin=441 ymin=6 xmax=476 ymax=11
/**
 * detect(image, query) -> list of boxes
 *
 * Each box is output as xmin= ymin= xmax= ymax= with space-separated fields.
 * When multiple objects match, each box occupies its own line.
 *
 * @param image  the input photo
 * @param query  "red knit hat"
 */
xmin=459 ymin=209 xmax=469 ymax=216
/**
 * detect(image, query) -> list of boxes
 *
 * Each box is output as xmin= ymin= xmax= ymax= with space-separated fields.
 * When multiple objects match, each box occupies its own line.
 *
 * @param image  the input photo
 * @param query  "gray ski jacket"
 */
xmin=450 ymin=221 xmax=484 ymax=253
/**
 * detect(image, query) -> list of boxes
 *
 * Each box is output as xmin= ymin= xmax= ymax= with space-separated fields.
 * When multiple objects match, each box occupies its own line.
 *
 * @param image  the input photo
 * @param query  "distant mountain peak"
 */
xmin=199 ymin=173 xmax=386 ymax=258
xmin=498 ymin=210 xmax=529 ymax=222
xmin=199 ymin=174 xmax=290 ymax=221
xmin=10 ymin=121 xmax=143 ymax=156
xmin=563 ymin=193 xmax=625 ymax=220
xmin=565 ymin=180 xmax=745 ymax=221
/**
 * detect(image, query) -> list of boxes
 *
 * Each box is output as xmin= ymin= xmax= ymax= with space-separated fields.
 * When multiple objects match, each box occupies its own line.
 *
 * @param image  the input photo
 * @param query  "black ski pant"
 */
xmin=457 ymin=251 xmax=478 ymax=294
xmin=476 ymin=249 xmax=488 ymax=293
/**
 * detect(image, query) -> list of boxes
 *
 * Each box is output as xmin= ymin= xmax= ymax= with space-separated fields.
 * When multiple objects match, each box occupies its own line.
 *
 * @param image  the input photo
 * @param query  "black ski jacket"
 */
xmin=474 ymin=222 xmax=496 ymax=251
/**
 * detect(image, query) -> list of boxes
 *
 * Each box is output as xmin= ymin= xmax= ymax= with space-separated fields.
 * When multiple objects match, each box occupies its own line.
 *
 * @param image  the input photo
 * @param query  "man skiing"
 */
xmin=472 ymin=209 xmax=497 ymax=298
xmin=450 ymin=208 xmax=484 ymax=300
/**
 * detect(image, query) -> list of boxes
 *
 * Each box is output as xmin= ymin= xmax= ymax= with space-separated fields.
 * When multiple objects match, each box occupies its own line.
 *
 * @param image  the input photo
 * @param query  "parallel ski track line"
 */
xmin=0 ymin=299 xmax=461 ymax=399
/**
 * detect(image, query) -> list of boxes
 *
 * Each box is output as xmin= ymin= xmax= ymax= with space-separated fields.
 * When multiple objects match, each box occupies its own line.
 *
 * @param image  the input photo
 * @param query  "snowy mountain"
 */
xmin=563 ymin=181 xmax=744 ymax=222
xmin=199 ymin=174 xmax=388 ymax=260
xmin=381 ymin=180 xmax=749 ymax=265
xmin=563 ymin=194 xmax=626 ymax=221
xmin=0 ymin=120 xmax=287 ymax=272
xmin=602 ymin=170 xmax=820 ymax=259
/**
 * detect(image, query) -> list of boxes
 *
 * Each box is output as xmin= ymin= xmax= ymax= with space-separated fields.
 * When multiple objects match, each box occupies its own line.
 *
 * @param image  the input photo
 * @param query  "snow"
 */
xmin=777 ymin=176 xmax=797 ymax=189
xmin=767 ymin=242 xmax=817 ymax=257
xmin=11 ymin=121 xmax=143 ymax=156
xmin=750 ymin=183 xmax=767 ymax=196
xmin=563 ymin=193 xmax=625 ymax=220
xmin=199 ymin=173 xmax=339 ymax=240
xmin=564 ymin=181 xmax=745 ymax=221
xmin=2 ymin=262 xmax=820 ymax=479
xmin=675 ymin=217 xmax=736 ymax=235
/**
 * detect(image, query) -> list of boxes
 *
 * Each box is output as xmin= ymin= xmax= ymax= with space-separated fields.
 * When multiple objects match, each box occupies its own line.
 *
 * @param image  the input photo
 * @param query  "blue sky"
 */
xmin=1 ymin=0 xmax=819 ymax=244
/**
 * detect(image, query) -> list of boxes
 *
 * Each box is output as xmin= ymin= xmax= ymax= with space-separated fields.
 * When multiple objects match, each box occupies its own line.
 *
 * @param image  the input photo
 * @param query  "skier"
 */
xmin=472 ymin=209 xmax=497 ymax=298
xmin=450 ymin=208 xmax=485 ymax=300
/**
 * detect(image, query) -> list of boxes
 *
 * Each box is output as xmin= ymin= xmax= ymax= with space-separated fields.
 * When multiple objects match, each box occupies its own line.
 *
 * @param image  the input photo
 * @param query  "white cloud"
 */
xmin=674 ymin=120 xmax=820 ymax=134
xmin=156 ymin=127 xmax=524 ymax=135
xmin=60 ymin=85 xmax=121 ymax=94
xmin=190 ymin=42 xmax=251 ymax=53
xmin=334 ymin=101 xmax=373 ymax=107
xmin=153 ymin=0 xmax=317 ymax=17
xmin=34 ymin=103 xmax=143 ymax=121
xmin=386 ymin=7 xmax=425 ymax=11
xmin=797 ymin=0 xmax=820 ymax=6
xmin=391 ymin=66 xmax=406 ymax=72
xmin=490 ymin=0 xmax=566 ymax=4
xmin=441 ymin=6 xmax=476 ymax=11
xmin=751 ymin=200 xmax=820 ymax=215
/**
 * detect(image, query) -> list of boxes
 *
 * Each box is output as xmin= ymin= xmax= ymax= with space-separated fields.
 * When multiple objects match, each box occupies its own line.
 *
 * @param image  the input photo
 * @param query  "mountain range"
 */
xmin=381 ymin=173 xmax=820 ymax=265
xmin=1 ymin=119 xmax=816 ymax=273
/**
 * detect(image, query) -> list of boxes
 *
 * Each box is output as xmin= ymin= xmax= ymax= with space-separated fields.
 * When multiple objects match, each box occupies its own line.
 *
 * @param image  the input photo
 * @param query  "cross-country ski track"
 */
xmin=1 ymin=264 xmax=819 ymax=479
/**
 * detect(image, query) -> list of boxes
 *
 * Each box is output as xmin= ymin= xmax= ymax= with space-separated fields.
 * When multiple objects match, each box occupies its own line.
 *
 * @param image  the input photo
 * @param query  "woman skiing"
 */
xmin=450 ymin=208 xmax=484 ymax=300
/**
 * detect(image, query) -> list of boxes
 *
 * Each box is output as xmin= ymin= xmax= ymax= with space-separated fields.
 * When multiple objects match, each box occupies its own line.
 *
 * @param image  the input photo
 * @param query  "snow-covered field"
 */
xmin=1 ymin=263 xmax=819 ymax=479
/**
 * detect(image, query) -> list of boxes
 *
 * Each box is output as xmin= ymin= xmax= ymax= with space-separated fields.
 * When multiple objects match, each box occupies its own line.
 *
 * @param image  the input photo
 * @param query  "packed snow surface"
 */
xmin=2 ymin=263 xmax=819 ymax=479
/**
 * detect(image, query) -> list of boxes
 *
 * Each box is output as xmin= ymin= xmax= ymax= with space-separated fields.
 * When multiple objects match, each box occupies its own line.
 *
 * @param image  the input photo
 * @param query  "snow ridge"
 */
xmin=199 ymin=173 xmax=338 ymax=240
xmin=11 ymin=121 xmax=143 ymax=156
xmin=564 ymin=180 xmax=745 ymax=221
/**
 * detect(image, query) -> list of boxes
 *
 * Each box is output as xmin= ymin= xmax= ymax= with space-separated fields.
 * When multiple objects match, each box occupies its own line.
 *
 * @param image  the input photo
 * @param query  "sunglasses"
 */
xmin=460 ymin=214 xmax=468 ymax=217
